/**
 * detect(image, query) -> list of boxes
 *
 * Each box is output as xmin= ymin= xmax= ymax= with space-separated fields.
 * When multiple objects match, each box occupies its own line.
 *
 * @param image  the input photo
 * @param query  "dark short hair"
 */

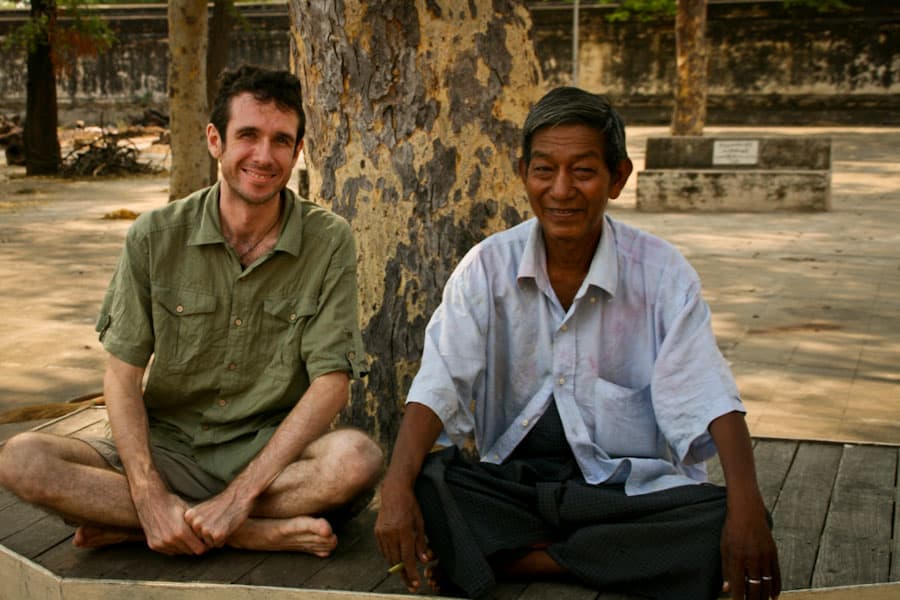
xmin=209 ymin=65 xmax=305 ymax=148
xmin=521 ymin=87 xmax=628 ymax=173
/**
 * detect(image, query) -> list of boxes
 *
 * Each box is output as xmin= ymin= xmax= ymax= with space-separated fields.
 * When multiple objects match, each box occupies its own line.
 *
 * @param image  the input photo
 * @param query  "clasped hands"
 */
xmin=134 ymin=485 xmax=252 ymax=555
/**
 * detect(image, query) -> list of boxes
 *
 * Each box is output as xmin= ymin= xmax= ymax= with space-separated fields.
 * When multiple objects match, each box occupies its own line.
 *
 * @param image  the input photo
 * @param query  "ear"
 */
xmin=608 ymin=158 xmax=633 ymax=199
xmin=206 ymin=123 xmax=223 ymax=160
xmin=292 ymin=138 xmax=304 ymax=163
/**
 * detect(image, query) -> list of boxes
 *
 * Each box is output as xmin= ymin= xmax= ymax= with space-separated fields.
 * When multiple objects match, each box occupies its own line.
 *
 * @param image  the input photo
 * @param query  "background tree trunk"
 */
xmin=168 ymin=0 xmax=210 ymax=201
xmin=206 ymin=0 xmax=234 ymax=184
xmin=671 ymin=0 xmax=708 ymax=136
xmin=290 ymin=0 xmax=543 ymax=450
xmin=24 ymin=0 xmax=61 ymax=175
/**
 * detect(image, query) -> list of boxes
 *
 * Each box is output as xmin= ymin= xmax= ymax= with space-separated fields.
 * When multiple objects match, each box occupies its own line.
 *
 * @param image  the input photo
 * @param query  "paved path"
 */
xmin=1 ymin=126 xmax=898 ymax=445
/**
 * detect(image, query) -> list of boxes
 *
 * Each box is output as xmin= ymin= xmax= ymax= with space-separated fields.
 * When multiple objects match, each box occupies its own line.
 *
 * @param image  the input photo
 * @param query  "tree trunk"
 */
xmin=289 ymin=0 xmax=542 ymax=449
xmin=24 ymin=0 xmax=61 ymax=175
xmin=671 ymin=0 xmax=707 ymax=136
xmin=206 ymin=0 xmax=234 ymax=184
xmin=168 ymin=0 xmax=210 ymax=201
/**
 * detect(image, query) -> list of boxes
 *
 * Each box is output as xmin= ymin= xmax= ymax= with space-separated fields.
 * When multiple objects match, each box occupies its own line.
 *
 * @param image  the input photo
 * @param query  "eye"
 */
xmin=275 ymin=135 xmax=294 ymax=147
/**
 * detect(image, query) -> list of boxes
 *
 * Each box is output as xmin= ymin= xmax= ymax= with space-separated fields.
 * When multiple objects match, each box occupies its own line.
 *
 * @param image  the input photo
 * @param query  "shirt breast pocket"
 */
xmin=153 ymin=288 xmax=222 ymax=372
xmin=262 ymin=297 xmax=316 ymax=379
xmin=593 ymin=378 xmax=659 ymax=458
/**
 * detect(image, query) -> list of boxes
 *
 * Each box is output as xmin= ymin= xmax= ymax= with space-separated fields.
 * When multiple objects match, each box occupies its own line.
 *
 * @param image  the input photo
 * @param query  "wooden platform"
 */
xmin=2 ymin=407 xmax=900 ymax=599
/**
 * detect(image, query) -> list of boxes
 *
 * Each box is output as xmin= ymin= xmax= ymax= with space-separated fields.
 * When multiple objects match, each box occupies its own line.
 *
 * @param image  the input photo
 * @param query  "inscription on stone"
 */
xmin=712 ymin=140 xmax=760 ymax=165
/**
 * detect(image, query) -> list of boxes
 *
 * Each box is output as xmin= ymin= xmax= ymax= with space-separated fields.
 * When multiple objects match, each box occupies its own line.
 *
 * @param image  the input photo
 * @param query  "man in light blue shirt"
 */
xmin=375 ymin=88 xmax=780 ymax=600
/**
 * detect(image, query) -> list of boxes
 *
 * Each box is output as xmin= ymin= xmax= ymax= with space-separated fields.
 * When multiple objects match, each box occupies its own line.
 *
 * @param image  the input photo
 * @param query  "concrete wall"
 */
xmin=0 ymin=1 xmax=897 ymax=126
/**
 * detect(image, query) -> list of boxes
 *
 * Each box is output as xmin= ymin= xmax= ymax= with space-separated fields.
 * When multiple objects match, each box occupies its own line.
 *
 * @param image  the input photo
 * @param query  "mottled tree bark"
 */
xmin=289 ymin=0 xmax=542 ymax=449
xmin=168 ymin=0 xmax=210 ymax=201
xmin=206 ymin=0 xmax=234 ymax=184
xmin=671 ymin=0 xmax=707 ymax=136
xmin=24 ymin=0 xmax=61 ymax=175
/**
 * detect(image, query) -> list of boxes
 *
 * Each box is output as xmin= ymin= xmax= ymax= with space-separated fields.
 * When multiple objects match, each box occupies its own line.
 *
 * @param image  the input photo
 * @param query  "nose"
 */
xmin=251 ymin=138 xmax=275 ymax=165
xmin=549 ymin=169 xmax=575 ymax=200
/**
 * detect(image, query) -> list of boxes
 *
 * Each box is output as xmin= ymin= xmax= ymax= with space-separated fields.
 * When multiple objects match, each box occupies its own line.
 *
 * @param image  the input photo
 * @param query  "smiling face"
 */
xmin=207 ymin=92 xmax=303 ymax=207
xmin=519 ymin=123 xmax=632 ymax=252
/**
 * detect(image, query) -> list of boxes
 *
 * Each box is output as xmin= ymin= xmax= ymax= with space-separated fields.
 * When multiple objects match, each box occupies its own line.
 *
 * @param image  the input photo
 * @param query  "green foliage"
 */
xmin=3 ymin=0 xmax=115 ymax=74
xmin=598 ymin=0 xmax=676 ymax=23
xmin=782 ymin=0 xmax=852 ymax=12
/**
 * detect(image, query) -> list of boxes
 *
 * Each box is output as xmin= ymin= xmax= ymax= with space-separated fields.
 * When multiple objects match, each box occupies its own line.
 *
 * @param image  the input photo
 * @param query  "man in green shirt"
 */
xmin=0 ymin=66 xmax=383 ymax=556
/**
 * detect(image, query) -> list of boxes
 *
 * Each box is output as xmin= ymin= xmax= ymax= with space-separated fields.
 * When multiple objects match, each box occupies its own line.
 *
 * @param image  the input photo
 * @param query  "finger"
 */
xmin=399 ymin=537 xmax=420 ymax=591
xmin=770 ymin=555 xmax=782 ymax=598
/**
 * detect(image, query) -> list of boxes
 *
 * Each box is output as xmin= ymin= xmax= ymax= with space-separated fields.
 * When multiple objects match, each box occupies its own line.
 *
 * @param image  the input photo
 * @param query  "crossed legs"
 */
xmin=0 ymin=428 xmax=382 ymax=556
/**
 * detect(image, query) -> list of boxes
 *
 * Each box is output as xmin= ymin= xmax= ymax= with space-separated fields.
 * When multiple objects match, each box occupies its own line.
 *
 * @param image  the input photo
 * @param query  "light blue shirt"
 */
xmin=407 ymin=216 xmax=744 ymax=495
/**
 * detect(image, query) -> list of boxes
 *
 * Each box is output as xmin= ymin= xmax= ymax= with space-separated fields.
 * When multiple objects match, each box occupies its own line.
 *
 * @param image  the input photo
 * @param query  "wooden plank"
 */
xmin=0 ymin=500 xmax=53 ymax=540
xmin=517 ymin=582 xmax=598 ymax=599
xmin=753 ymin=439 xmax=798 ymax=510
xmin=811 ymin=445 xmax=896 ymax=588
xmin=0 ymin=514 xmax=74 ymax=560
xmin=32 ymin=407 xmax=106 ymax=438
xmin=163 ymin=548 xmax=268 ymax=584
xmin=770 ymin=442 xmax=842 ymax=591
xmin=234 ymin=513 xmax=369 ymax=588
xmin=812 ymin=541 xmax=891 ymax=589
xmin=301 ymin=509 xmax=393 ymax=592
xmin=893 ymin=448 xmax=900 ymax=581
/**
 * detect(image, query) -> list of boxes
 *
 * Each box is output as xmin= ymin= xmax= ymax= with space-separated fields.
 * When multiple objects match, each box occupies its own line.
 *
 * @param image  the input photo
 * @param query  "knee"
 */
xmin=331 ymin=429 xmax=384 ymax=494
xmin=0 ymin=432 xmax=55 ymax=502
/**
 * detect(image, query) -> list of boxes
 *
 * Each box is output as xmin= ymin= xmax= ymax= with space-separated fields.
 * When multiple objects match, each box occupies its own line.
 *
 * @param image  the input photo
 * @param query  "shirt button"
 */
xmin=228 ymin=363 xmax=237 ymax=370
xmin=558 ymin=377 xmax=566 ymax=385
xmin=348 ymin=351 xmax=356 ymax=360
xmin=560 ymin=324 xmax=568 ymax=332
xmin=217 ymin=399 xmax=227 ymax=407
xmin=521 ymin=419 xmax=529 ymax=427
xmin=590 ymin=296 xmax=597 ymax=303
xmin=289 ymin=313 xmax=297 ymax=322
xmin=234 ymin=318 xmax=243 ymax=327
xmin=175 ymin=305 xmax=184 ymax=313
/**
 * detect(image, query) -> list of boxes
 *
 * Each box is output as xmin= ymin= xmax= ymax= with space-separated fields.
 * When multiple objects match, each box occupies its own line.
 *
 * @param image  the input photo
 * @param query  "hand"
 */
xmin=721 ymin=504 xmax=781 ymax=599
xmin=133 ymin=487 xmax=208 ymax=555
xmin=374 ymin=480 xmax=432 ymax=592
xmin=184 ymin=486 xmax=253 ymax=548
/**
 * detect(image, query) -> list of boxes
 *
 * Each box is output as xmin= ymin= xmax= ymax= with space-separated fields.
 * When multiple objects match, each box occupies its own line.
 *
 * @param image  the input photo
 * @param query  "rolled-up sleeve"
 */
xmin=95 ymin=221 xmax=155 ymax=368
xmin=300 ymin=220 xmax=368 ymax=382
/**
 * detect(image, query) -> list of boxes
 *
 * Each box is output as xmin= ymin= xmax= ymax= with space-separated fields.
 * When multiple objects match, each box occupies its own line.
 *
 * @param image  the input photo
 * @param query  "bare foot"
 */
xmin=73 ymin=525 xmax=144 ymax=548
xmin=227 ymin=516 xmax=338 ymax=556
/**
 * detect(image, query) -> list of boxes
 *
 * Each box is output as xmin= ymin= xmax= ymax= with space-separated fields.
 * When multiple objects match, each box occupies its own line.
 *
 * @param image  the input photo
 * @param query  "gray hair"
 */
xmin=521 ymin=87 xmax=628 ymax=173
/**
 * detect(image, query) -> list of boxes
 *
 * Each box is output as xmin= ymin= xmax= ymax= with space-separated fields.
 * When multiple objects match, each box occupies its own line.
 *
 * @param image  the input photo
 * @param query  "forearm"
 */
xmin=709 ymin=411 xmax=766 ymax=512
xmin=103 ymin=355 xmax=166 ymax=494
xmin=382 ymin=402 xmax=444 ymax=490
xmin=226 ymin=370 xmax=350 ymax=501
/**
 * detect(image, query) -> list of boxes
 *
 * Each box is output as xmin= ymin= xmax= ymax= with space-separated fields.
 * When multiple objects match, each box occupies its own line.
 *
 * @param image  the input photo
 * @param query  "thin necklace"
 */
xmin=235 ymin=212 xmax=281 ymax=260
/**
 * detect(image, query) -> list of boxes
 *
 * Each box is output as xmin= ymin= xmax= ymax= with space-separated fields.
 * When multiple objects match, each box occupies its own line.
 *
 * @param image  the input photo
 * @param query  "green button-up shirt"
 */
xmin=96 ymin=183 xmax=367 ymax=481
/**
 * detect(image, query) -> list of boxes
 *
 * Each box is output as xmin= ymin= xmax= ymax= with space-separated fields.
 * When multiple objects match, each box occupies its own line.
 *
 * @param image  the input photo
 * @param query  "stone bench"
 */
xmin=635 ymin=136 xmax=831 ymax=212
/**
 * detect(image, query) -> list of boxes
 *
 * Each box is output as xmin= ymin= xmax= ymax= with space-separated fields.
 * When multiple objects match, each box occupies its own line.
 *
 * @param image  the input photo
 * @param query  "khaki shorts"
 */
xmin=75 ymin=435 xmax=227 ymax=501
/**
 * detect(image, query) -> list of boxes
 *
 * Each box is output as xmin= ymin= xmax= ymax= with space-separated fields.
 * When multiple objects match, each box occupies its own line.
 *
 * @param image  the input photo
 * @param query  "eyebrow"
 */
xmin=531 ymin=149 xmax=603 ymax=161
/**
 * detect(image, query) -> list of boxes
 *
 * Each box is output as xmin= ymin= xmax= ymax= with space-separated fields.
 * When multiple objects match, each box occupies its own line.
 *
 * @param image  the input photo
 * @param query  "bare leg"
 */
xmin=251 ymin=428 xmax=383 ymax=518
xmin=0 ymin=432 xmax=142 ymax=529
xmin=225 ymin=428 xmax=382 ymax=554
xmin=0 ymin=429 xmax=382 ymax=556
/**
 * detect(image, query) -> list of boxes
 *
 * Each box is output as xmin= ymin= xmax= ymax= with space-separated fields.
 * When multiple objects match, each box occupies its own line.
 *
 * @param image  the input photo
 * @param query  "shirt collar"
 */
xmin=517 ymin=216 xmax=619 ymax=297
xmin=188 ymin=182 xmax=304 ymax=257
